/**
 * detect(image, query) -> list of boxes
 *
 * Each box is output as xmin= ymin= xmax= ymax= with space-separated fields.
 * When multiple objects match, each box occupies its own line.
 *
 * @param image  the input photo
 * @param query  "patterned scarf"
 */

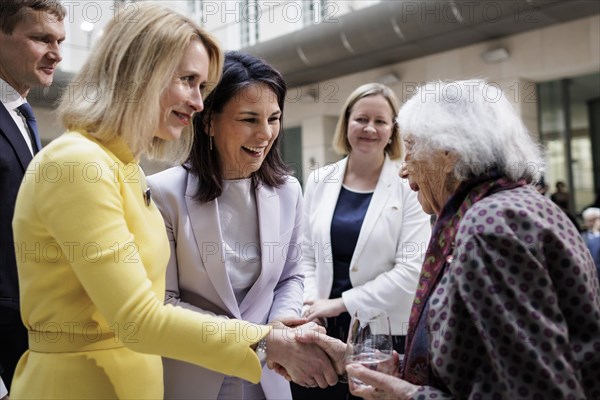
xmin=401 ymin=171 xmax=527 ymax=386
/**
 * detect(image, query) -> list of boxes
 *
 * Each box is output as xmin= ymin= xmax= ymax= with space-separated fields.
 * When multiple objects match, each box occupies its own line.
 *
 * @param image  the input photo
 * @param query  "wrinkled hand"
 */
xmin=265 ymin=323 xmax=338 ymax=388
xmin=346 ymin=353 xmax=418 ymax=400
xmin=267 ymin=317 xmax=321 ymax=380
xmin=303 ymin=298 xmax=346 ymax=322
xmin=294 ymin=327 xmax=347 ymax=375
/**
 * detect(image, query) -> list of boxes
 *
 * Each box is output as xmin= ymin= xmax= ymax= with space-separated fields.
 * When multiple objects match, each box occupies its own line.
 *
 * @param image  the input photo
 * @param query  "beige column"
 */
xmin=301 ymin=115 xmax=341 ymax=182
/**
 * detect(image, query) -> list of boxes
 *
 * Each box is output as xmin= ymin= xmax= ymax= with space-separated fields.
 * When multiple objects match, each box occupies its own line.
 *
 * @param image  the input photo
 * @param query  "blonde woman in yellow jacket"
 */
xmin=10 ymin=4 xmax=336 ymax=399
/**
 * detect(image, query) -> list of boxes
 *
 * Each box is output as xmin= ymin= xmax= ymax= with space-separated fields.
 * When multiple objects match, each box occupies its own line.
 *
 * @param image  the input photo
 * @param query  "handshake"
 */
xmin=259 ymin=317 xmax=418 ymax=399
xmin=260 ymin=317 xmax=347 ymax=388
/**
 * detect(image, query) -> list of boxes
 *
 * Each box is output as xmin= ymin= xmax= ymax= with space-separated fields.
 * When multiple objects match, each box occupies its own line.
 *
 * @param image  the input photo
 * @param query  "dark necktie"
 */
xmin=17 ymin=102 xmax=42 ymax=154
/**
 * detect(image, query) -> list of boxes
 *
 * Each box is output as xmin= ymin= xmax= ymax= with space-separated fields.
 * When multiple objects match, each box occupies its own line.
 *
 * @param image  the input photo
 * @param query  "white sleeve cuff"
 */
xmin=0 ymin=376 xmax=8 ymax=398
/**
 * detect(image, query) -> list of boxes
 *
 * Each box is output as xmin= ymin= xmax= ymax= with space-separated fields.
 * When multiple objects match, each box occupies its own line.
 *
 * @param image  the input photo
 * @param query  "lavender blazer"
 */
xmin=148 ymin=166 xmax=304 ymax=399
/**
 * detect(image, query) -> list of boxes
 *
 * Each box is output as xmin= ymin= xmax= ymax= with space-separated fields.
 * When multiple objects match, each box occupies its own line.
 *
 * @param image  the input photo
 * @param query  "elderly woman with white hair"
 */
xmin=300 ymin=80 xmax=600 ymax=399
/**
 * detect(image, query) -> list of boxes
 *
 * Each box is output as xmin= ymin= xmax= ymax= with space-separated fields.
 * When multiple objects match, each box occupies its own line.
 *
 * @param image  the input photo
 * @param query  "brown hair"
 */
xmin=188 ymin=51 xmax=289 ymax=203
xmin=0 ymin=0 xmax=66 ymax=34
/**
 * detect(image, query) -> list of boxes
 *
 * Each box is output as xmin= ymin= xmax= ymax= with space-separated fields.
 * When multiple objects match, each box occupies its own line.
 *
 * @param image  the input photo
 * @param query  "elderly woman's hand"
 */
xmin=347 ymin=361 xmax=419 ymax=400
xmin=266 ymin=322 xmax=338 ymax=388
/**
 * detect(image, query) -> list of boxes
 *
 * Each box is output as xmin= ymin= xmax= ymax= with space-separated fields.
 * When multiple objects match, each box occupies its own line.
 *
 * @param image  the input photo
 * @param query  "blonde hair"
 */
xmin=59 ymin=3 xmax=223 ymax=162
xmin=332 ymin=82 xmax=402 ymax=159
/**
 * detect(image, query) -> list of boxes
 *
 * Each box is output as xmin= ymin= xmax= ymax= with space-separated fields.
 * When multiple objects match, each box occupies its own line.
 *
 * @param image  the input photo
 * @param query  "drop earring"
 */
xmin=209 ymin=135 xmax=213 ymax=151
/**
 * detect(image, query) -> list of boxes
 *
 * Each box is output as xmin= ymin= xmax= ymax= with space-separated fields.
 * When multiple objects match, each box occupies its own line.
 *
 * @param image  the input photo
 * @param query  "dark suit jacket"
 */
xmin=0 ymin=103 xmax=33 ymax=319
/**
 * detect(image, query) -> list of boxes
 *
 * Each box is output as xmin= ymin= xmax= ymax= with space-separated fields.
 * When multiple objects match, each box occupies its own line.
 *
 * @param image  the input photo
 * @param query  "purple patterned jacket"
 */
xmin=414 ymin=185 xmax=600 ymax=399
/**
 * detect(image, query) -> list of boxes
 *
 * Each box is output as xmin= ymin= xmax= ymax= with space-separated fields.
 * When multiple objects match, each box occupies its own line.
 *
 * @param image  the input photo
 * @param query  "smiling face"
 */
xmin=155 ymin=39 xmax=209 ymax=142
xmin=211 ymin=83 xmax=281 ymax=179
xmin=401 ymin=136 xmax=460 ymax=215
xmin=0 ymin=9 xmax=65 ymax=97
xmin=346 ymin=94 xmax=394 ymax=158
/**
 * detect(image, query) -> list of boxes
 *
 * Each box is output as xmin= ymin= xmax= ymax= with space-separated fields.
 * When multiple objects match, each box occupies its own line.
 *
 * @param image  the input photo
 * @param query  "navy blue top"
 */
xmin=329 ymin=186 xmax=373 ymax=299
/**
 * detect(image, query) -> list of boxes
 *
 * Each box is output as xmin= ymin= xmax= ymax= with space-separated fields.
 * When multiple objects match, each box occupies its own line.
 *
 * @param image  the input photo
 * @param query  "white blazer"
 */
xmin=148 ymin=166 xmax=303 ymax=400
xmin=302 ymin=156 xmax=431 ymax=335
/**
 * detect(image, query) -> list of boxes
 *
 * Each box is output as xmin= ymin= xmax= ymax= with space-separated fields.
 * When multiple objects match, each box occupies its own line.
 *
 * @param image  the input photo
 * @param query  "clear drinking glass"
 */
xmin=344 ymin=308 xmax=393 ymax=387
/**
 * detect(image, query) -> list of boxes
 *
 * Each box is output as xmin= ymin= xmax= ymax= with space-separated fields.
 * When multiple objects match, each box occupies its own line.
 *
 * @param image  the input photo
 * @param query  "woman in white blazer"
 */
xmin=148 ymin=52 xmax=328 ymax=400
xmin=293 ymin=83 xmax=432 ymax=399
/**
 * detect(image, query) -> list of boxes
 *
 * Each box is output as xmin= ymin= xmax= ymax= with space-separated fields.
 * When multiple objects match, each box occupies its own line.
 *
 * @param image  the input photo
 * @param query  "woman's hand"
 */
xmin=347 ymin=362 xmax=419 ymax=400
xmin=294 ymin=327 xmax=348 ymax=375
xmin=303 ymin=298 xmax=346 ymax=322
xmin=265 ymin=323 xmax=338 ymax=388
xmin=270 ymin=316 xmax=309 ymax=328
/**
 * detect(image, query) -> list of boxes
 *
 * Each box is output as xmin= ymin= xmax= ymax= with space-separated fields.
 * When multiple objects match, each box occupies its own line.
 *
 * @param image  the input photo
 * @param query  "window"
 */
xmin=241 ymin=0 xmax=259 ymax=47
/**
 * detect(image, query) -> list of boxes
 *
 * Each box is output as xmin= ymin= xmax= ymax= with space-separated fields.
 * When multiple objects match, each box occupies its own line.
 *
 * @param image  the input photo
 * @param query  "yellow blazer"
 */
xmin=11 ymin=131 xmax=268 ymax=399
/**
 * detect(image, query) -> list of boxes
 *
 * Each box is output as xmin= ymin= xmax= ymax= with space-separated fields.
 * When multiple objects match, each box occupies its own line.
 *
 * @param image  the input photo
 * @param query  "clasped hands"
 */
xmin=263 ymin=317 xmax=345 ymax=388
xmin=265 ymin=317 xmax=419 ymax=399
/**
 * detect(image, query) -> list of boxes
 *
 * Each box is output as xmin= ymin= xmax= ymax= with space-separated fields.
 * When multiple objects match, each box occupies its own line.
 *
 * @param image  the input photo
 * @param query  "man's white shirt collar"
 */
xmin=0 ymin=77 xmax=36 ymax=154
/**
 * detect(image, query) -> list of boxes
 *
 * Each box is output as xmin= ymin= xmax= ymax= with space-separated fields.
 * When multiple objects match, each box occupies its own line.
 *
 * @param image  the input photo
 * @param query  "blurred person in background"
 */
xmin=550 ymin=180 xmax=569 ymax=209
xmin=10 ymin=5 xmax=335 ymax=399
xmin=582 ymin=207 xmax=600 ymax=276
xmin=295 ymin=83 xmax=431 ymax=400
xmin=550 ymin=180 xmax=580 ymax=231
xmin=148 ymin=51 xmax=308 ymax=399
xmin=0 ymin=0 xmax=65 ymax=393
xmin=534 ymin=176 xmax=548 ymax=196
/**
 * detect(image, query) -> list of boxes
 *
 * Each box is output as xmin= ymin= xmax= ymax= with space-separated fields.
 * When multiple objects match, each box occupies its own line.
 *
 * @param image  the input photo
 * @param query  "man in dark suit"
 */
xmin=0 ymin=0 xmax=65 ymax=392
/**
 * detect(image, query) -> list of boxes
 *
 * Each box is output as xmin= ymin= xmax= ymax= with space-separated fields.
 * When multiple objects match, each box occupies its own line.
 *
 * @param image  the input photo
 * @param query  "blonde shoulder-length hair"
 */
xmin=332 ymin=82 xmax=402 ymax=159
xmin=59 ymin=3 xmax=223 ymax=162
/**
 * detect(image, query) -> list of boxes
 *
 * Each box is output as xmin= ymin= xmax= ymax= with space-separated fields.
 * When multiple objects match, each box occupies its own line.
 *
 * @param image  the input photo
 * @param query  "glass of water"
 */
xmin=344 ymin=308 xmax=393 ymax=387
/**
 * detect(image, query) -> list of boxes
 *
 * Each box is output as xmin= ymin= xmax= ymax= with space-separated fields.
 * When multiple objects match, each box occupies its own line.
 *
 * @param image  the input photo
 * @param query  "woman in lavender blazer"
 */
xmin=148 ymin=51 xmax=304 ymax=400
